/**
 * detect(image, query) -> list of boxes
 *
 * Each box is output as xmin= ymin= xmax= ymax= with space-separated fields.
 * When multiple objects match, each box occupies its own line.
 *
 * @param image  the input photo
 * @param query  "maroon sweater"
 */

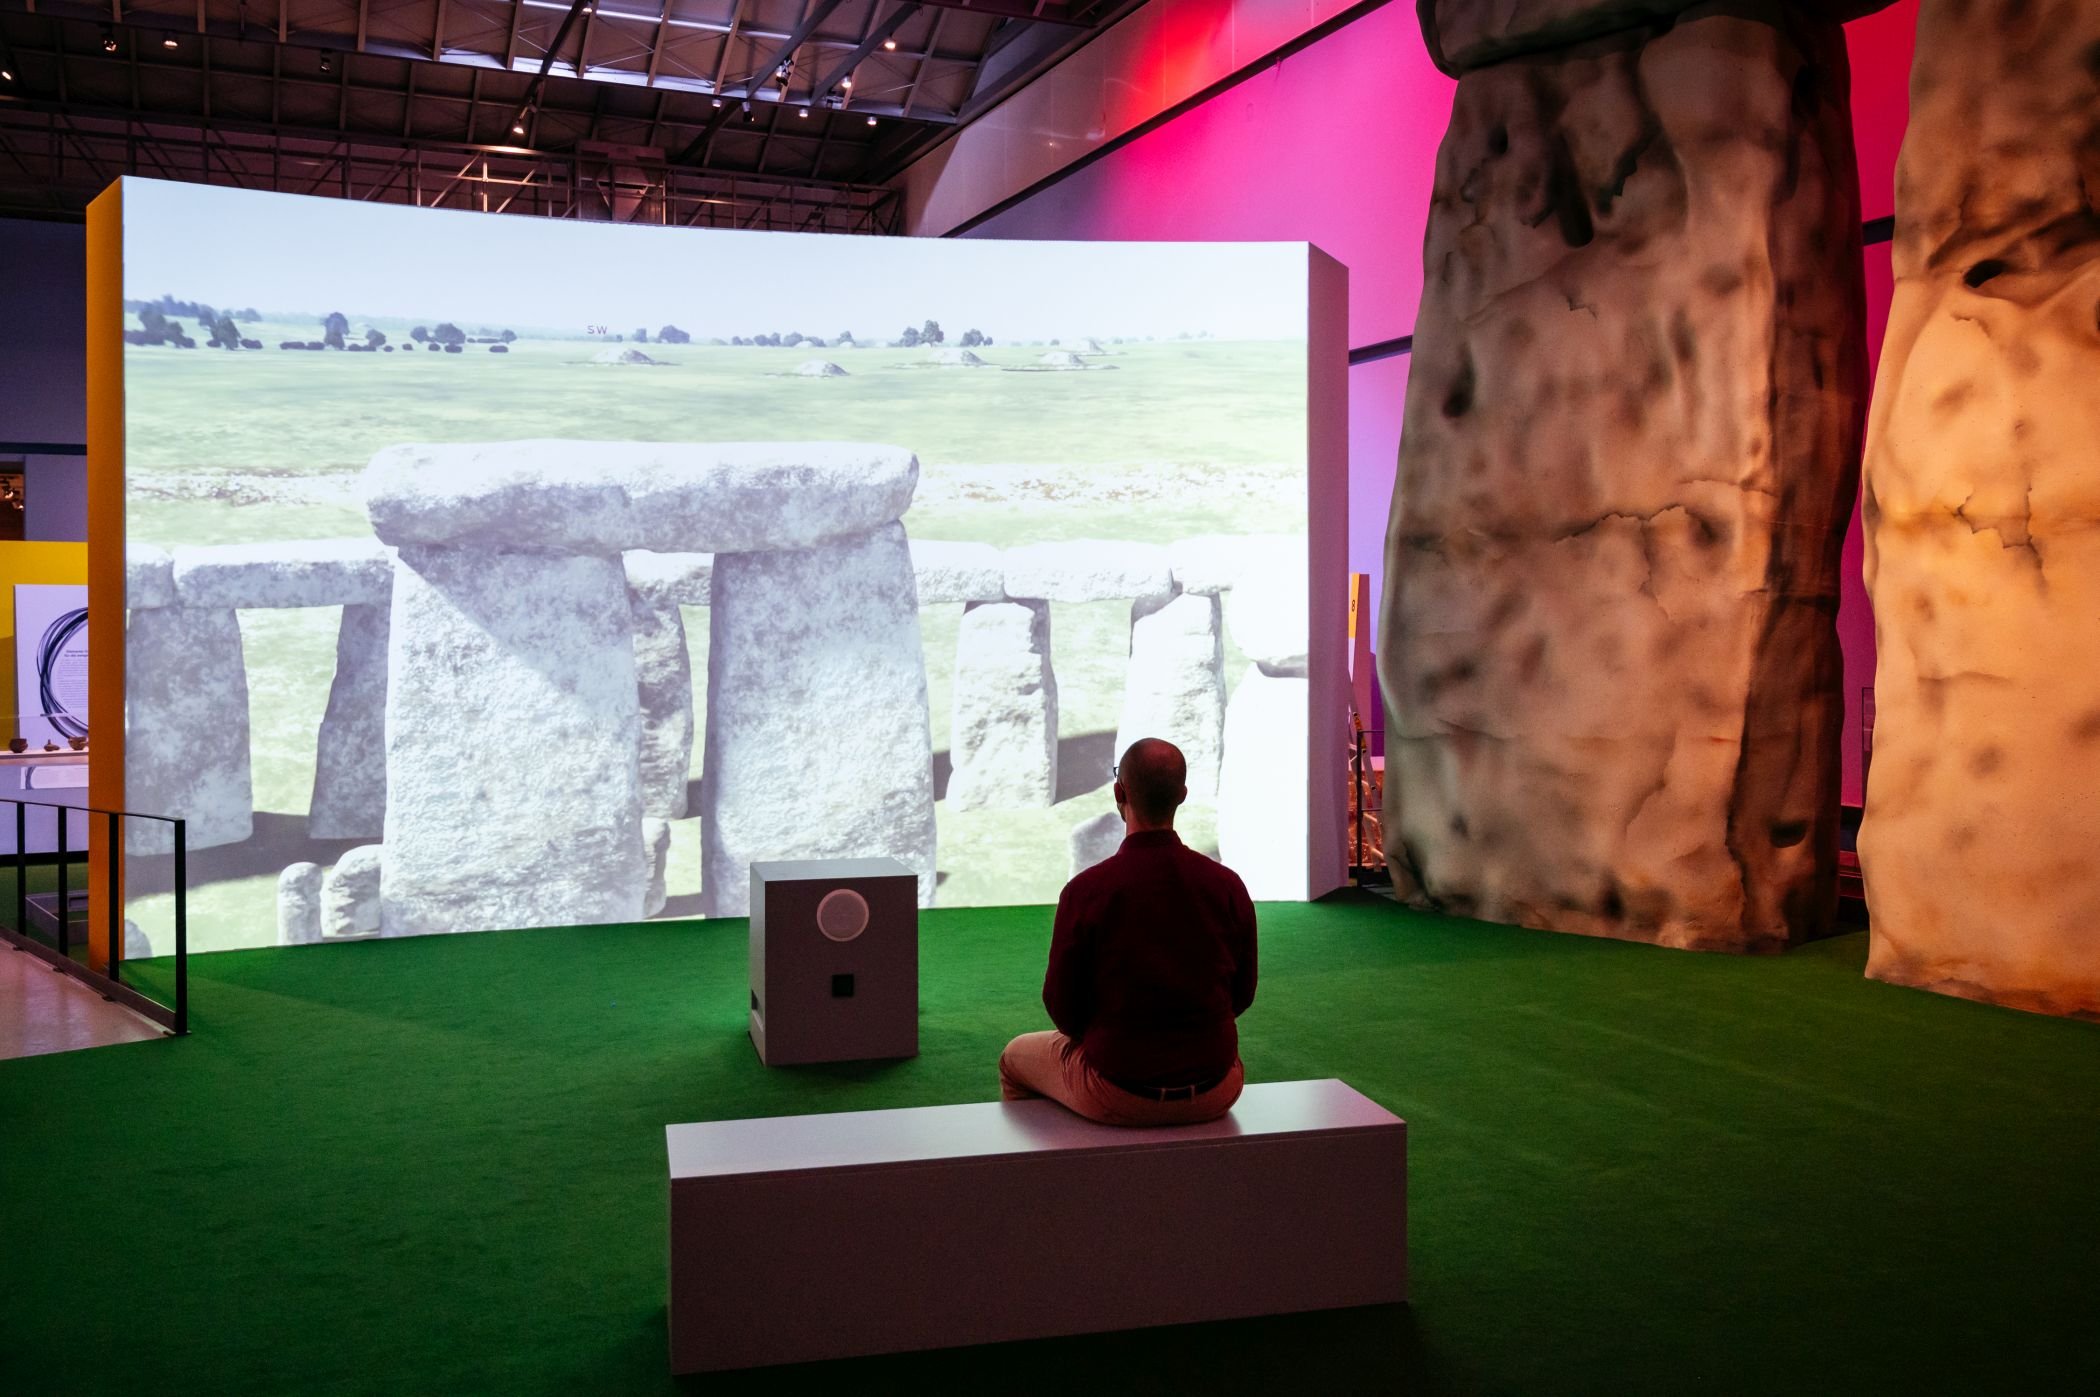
xmin=1042 ymin=829 xmax=1258 ymax=1090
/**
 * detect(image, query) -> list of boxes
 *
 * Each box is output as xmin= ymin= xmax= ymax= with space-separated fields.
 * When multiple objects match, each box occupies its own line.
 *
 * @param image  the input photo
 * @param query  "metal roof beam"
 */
xmin=808 ymin=0 xmax=914 ymax=102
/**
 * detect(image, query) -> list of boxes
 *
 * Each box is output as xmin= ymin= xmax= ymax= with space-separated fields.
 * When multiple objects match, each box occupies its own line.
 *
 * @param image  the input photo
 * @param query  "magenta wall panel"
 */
xmin=965 ymin=0 xmax=1451 ymax=352
xmin=1846 ymin=0 xmax=1918 ymax=222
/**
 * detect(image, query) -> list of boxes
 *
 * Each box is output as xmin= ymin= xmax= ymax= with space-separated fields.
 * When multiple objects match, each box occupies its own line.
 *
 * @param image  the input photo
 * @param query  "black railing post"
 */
xmin=54 ymin=804 xmax=68 ymax=960
xmin=12 ymin=802 xmax=23 ymax=937
xmin=173 ymin=818 xmax=188 ymax=1036
xmin=106 ymin=810 xmax=122 ymax=983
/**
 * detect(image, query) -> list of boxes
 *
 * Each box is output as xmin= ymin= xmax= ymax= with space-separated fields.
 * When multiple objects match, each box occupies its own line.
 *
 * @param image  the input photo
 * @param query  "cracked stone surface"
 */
xmin=125 ymin=606 xmax=253 ymax=853
xmin=1115 ymin=592 xmax=1226 ymax=801
xmin=949 ymin=599 xmax=1059 ymax=810
xmin=363 ymin=441 xmax=918 ymax=554
xmin=381 ymin=545 xmax=647 ymax=936
xmin=700 ymin=524 xmax=937 ymax=915
xmin=1858 ymin=0 xmax=2100 ymax=1019
xmin=1379 ymin=4 xmax=1867 ymax=951
xmin=309 ymin=602 xmax=389 ymax=839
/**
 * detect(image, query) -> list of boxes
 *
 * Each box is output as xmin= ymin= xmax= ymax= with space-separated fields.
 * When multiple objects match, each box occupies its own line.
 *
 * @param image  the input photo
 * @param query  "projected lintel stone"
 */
xmin=363 ymin=440 xmax=919 ymax=553
xmin=363 ymin=440 xmax=937 ymax=933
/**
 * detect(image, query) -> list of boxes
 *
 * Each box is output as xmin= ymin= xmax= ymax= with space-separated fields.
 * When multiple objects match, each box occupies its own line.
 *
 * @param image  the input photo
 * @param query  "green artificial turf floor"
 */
xmin=3 ymin=892 xmax=2097 ymax=1396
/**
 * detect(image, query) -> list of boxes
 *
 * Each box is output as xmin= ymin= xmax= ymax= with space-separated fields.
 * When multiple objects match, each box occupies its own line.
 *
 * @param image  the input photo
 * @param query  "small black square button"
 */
xmin=831 ymin=973 xmax=855 ymax=998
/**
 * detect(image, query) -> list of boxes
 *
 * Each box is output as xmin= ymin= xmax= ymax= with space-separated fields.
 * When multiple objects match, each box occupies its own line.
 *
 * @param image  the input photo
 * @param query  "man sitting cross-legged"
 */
xmin=998 ymin=737 xmax=1258 ymax=1126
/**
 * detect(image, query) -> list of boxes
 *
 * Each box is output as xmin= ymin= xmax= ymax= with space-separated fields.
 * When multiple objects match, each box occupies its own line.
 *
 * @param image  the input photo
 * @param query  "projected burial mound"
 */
xmin=361 ymin=441 xmax=937 ymax=936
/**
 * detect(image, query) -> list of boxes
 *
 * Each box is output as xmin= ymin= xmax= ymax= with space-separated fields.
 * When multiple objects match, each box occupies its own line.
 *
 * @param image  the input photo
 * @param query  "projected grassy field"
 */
xmin=121 ymin=334 xmax=1301 ymax=951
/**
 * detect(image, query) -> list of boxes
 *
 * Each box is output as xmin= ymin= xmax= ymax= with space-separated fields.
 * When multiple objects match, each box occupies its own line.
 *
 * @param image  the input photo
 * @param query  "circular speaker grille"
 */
xmin=816 ymin=888 xmax=870 ymax=942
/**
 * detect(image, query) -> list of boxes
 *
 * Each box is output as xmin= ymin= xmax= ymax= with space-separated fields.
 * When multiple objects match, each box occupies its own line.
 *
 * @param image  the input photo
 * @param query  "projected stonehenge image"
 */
xmin=114 ymin=181 xmax=1316 ymax=952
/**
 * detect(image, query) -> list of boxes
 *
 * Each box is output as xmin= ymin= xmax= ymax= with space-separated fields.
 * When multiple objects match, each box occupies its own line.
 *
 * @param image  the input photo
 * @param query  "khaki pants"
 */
xmin=998 ymin=1030 xmax=1244 ymax=1127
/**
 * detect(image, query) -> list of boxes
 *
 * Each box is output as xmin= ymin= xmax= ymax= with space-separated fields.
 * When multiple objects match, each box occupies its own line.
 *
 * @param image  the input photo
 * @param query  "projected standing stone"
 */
xmin=309 ymin=602 xmax=390 ymax=839
xmin=702 ymin=523 xmax=937 ymax=915
xmin=623 ymin=551 xmax=712 ymax=820
xmin=380 ymin=546 xmax=647 ymax=935
xmin=124 ymin=606 xmax=252 ymax=853
xmin=1115 ymin=592 xmax=1225 ymax=801
xmin=1858 ymin=0 xmax=2100 ymax=1017
xmin=948 ymin=599 xmax=1058 ymax=810
xmin=1380 ymin=1 xmax=1869 ymax=951
xmin=276 ymin=863 xmax=323 ymax=946
xmin=1218 ymin=567 xmax=1312 ymax=899
xmin=628 ymin=586 xmax=696 ymax=819
xmin=324 ymin=846 xmax=382 ymax=939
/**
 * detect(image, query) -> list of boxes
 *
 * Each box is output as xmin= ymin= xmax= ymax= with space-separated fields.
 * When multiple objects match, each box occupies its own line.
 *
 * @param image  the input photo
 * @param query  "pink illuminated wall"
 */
xmin=967 ymin=0 xmax=1918 ymax=801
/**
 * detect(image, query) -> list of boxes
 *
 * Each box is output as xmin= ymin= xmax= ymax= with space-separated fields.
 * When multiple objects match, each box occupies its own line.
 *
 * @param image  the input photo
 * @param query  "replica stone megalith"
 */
xmin=1381 ymin=0 xmax=1872 ymax=951
xmin=1858 ymin=0 xmax=2100 ymax=1018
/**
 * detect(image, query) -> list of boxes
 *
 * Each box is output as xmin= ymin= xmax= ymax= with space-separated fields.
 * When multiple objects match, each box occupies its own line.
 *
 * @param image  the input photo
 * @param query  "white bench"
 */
xmin=665 ymin=1078 xmax=1407 ymax=1374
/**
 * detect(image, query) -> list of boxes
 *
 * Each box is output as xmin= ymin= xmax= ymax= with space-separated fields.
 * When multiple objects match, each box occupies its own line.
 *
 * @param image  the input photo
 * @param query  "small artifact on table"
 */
xmin=41 ymin=740 xmax=58 ymax=752
xmin=7 ymin=738 xmax=24 ymax=754
xmin=67 ymin=736 xmax=87 ymax=751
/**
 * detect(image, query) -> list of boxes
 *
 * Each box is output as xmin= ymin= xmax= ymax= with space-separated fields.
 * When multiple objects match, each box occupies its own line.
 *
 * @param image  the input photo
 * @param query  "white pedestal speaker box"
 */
xmin=748 ymin=857 xmax=919 ymax=1066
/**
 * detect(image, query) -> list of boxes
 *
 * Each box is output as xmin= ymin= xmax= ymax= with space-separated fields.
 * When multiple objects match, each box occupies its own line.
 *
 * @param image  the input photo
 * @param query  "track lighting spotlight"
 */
xmin=866 ymin=115 xmax=877 ymax=126
xmin=1 ymin=68 xmax=13 ymax=83
xmin=102 ymin=30 xmax=118 ymax=53
xmin=883 ymin=38 xmax=897 ymax=50
xmin=711 ymin=98 xmax=723 ymax=108
xmin=320 ymin=54 xmax=333 ymax=74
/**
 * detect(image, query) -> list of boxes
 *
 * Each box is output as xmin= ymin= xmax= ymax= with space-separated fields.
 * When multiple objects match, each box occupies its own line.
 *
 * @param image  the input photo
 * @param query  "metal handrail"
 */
xmin=0 ymin=796 xmax=188 ymax=1036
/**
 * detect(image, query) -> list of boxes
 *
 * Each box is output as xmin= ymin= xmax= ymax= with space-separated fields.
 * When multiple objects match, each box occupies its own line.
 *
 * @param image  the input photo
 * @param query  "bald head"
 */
xmin=1116 ymin=738 xmax=1188 ymax=827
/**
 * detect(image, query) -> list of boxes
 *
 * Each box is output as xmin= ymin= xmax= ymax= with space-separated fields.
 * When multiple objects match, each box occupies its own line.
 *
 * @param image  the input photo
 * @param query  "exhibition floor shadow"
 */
xmin=4 ymin=892 xmax=2098 ymax=1396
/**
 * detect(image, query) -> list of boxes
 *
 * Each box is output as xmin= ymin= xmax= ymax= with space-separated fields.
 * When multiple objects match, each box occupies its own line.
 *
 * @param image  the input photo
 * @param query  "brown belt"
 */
xmin=1106 ymin=1068 xmax=1231 ymax=1102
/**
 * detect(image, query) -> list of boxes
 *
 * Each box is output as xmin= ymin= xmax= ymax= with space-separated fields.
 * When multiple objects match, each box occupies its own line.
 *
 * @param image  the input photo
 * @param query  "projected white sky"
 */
xmin=121 ymin=179 xmax=1311 ymax=342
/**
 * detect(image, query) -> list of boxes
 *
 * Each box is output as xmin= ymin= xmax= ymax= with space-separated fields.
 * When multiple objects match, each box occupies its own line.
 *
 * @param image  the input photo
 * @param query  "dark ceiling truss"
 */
xmin=0 ymin=100 xmax=903 ymax=228
xmin=0 ymin=0 xmax=1140 ymax=222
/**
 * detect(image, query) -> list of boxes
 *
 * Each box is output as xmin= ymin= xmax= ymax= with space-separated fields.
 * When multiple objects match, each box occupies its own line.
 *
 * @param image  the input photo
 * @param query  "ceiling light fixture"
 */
xmin=797 ymin=107 xmax=807 ymax=117
xmin=841 ymin=75 xmax=852 ymax=89
xmin=320 ymin=54 xmax=333 ymax=74
xmin=883 ymin=37 xmax=897 ymax=50
xmin=1 ymin=68 xmax=13 ymax=83
xmin=513 ymin=117 xmax=528 ymax=136
xmin=711 ymin=97 xmax=722 ymax=108
xmin=101 ymin=30 xmax=118 ymax=52
xmin=162 ymin=36 xmax=179 ymax=49
xmin=866 ymin=115 xmax=877 ymax=126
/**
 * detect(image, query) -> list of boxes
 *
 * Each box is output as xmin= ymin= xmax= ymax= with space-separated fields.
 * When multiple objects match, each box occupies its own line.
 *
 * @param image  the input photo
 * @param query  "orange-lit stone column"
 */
xmin=1859 ymin=0 xmax=2100 ymax=1017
